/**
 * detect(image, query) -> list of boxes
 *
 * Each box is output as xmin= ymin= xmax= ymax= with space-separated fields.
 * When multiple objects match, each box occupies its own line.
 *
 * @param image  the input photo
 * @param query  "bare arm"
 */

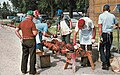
xmin=15 ymin=28 xmax=23 ymax=43
xmin=70 ymin=20 xmax=72 ymax=29
xmin=15 ymin=28 xmax=22 ymax=39
xmin=42 ymin=31 xmax=51 ymax=37
xmin=73 ymin=30 xmax=78 ymax=45
xmin=32 ymin=30 xmax=38 ymax=36
xmin=92 ymin=26 xmax=96 ymax=39
xmin=98 ymin=24 xmax=102 ymax=37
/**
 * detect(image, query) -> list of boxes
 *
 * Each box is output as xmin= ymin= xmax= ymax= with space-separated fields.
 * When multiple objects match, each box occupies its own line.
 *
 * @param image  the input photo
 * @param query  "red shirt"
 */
xmin=17 ymin=18 xmax=37 ymax=38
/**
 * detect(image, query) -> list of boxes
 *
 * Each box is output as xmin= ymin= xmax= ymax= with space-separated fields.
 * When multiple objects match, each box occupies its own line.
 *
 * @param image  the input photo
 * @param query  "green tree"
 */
xmin=9 ymin=0 xmax=38 ymax=13
xmin=0 ymin=3 xmax=2 ymax=18
xmin=9 ymin=0 xmax=22 ymax=12
xmin=9 ymin=0 xmax=89 ymax=18
xmin=76 ymin=0 xmax=89 ymax=13
xmin=2 ymin=2 xmax=9 ymax=18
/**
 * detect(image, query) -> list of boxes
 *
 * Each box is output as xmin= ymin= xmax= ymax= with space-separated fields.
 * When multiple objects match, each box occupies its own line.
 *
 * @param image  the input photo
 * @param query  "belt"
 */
xmin=23 ymin=37 xmax=34 ymax=39
xmin=102 ymin=32 xmax=112 ymax=34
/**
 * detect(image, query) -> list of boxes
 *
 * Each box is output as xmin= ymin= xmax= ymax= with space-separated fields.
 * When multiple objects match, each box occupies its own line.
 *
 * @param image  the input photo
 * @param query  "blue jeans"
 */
xmin=36 ymin=43 xmax=43 ymax=51
xmin=99 ymin=32 xmax=113 ymax=66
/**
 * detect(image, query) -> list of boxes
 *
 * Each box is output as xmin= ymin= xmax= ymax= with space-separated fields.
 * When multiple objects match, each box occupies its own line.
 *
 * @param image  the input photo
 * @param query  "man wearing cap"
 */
xmin=98 ymin=4 xmax=118 ymax=70
xmin=73 ymin=17 xmax=96 ymax=67
xmin=15 ymin=10 xmax=38 ymax=75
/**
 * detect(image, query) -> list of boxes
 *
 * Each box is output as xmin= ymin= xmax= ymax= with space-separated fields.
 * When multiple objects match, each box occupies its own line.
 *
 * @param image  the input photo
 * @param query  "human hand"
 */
xmin=73 ymin=43 xmax=79 ymax=49
xmin=53 ymin=34 xmax=57 ymax=38
xmin=100 ymin=36 xmax=103 ymax=43
xmin=92 ymin=39 xmax=95 ymax=44
xmin=20 ymin=38 xmax=23 ymax=43
xmin=50 ymin=35 xmax=53 ymax=39
xmin=113 ymin=25 xmax=119 ymax=29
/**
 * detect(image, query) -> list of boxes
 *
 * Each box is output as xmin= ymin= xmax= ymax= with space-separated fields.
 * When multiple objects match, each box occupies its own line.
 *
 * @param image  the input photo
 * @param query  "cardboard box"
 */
xmin=39 ymin=54 xmax=51 ymax=68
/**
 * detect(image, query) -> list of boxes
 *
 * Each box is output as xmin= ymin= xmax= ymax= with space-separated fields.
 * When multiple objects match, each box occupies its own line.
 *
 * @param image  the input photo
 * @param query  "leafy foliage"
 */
xmin=76 ymin=0 xmax=89 ymax=13
xmin=0 ymin=0 xmax=89 ymax=19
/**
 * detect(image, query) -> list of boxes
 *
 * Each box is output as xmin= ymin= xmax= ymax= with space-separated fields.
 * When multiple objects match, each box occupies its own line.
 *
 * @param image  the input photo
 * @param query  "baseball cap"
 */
xmin=27 ymin=10 xmax=33 ymax=16
xmin=34 ymin=10 xmax=40 ymax=16
xmin=78 ymin=19 xmax=85 ymax=29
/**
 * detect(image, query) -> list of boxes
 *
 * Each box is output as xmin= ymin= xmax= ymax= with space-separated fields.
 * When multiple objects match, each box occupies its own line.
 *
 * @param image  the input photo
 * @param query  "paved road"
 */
xmin=0 ymin=26 xmax=119 ymax=75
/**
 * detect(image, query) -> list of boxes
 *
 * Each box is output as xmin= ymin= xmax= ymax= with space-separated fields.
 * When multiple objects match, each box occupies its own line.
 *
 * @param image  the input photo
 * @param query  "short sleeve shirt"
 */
xmin=57 ymin=9 xmax=63 ymax=16
xmin=60 ymin=20 xmax=71 ymax=35
xmin=35 ymin=23 xmax=48 ymax=41
xmin=98 ymin=11 xmax=118 ymax=33
xmin=75 ymin=17 xmax=94 ymax=45
xmin=16 ymin=18 xmax=37 ymax=38
xmin=33 ymin=17 xmax=42 ymax=24
xmin=35 ymin=23 xmax=48 ymax=33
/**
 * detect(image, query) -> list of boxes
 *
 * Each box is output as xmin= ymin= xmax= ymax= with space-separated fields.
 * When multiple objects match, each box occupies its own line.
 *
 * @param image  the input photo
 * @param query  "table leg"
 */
xmin=64 ymin=58 xmax=71 ymax=69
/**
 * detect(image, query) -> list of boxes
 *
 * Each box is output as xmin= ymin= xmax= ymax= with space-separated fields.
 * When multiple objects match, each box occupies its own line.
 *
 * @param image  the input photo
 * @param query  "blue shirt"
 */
xmin=33 ymin=17 xmax=42 ymax=24
xmin=57 ymin=9 xmax=63 ymax=16
xmin=35 ymin=23 xmax=48 ymax=41
xmin=35 ymin=23 xmax=48 ymax=32
xmin=98 ymin=11 xmax=118 ymax=33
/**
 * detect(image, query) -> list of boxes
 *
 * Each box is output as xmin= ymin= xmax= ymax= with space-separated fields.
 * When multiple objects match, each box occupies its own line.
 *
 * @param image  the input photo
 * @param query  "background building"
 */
xmin=89 ymin=0 xmax=120 ymax=26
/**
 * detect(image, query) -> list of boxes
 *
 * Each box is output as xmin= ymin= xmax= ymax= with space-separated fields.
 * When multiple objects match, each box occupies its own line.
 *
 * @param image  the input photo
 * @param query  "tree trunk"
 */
xmin=50 ymin=6 xmax=54 ymax=17
xmin=69 ymin=0 xmax=73 ymax=18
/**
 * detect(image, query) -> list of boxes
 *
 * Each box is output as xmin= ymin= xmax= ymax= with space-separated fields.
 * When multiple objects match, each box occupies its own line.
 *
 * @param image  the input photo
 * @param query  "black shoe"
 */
xmin=107 ymin=63 xmax=111 ymax=67
xmin=102 ymin=65 xmax=109 ymax=70
xmin=87 ymin=63 xmax=91 ymax=67
xmin=81 ymin=64 xmax=87 ymax=67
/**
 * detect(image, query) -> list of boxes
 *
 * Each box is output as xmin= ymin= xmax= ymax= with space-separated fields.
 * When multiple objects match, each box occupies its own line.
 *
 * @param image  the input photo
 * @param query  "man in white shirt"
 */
xmin=73 ymin=17 xmax=96 ymax=67
xmin=60 ymin=15 xmax=72 ymax=44
xmin=98 ymin=4 xmax=118 ymax=70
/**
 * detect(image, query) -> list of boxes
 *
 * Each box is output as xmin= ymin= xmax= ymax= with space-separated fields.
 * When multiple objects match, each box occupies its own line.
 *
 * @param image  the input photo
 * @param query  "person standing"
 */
xmin=60 ymin=15 xmax=72 ymax=44
xmin=57 ymin=7 xmax=63 ymax=17
xmin=15 ymin=10 xmax=38 ymax=75
xmin=56 ymin=7 xmax=63 ymax=33
xmin=98 ymin=4 xmax=118 ymax=70
xmin=33 ymin=10 xmax=43 ymax=51
xmin=73 ymin=17 xmax=96 ymax=67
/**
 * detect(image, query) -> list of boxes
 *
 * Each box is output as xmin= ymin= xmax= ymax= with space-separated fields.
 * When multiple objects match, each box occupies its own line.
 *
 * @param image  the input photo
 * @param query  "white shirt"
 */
xmin=98 ymin=11 xmax=118 ymax=33
xmin=60 ymin=20 xmax=72 ymax=35
xmin=75 ymin=17 xmax=94 ymax=45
